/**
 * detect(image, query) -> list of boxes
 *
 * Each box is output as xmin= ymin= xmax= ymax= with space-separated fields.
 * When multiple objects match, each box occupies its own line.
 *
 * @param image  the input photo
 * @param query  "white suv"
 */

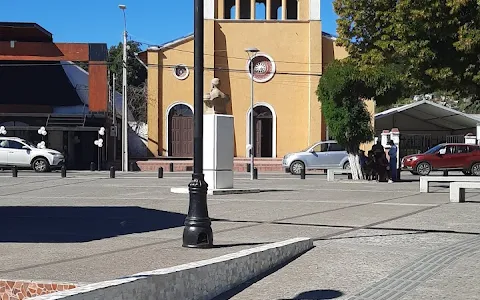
xmin=0 ymin=137 xmax=64 ymax=172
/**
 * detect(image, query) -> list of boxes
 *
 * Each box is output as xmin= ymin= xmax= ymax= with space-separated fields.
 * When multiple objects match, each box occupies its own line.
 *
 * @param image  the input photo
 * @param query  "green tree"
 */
xmin=317 ymin=60 xmax=403 ymax=179
xmin=334 ymin=0 xmax=480 ymax=100
xmin=108 ymin=41 xmax=148 ymax=123
xmin=108 ymin=41 xmax=147 ymax=91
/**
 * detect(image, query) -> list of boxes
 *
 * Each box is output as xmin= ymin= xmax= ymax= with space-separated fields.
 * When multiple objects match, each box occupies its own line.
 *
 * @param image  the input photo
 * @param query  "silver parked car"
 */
xmin=282 ymin=140 xmax=350 ymax=175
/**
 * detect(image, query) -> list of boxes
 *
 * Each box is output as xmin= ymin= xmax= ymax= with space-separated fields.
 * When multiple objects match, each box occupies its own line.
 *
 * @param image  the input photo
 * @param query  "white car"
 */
xmin=282 ymin=140 xmax=350 ymax=175
xmin=0 ymin=137 xmax=65 ymax=172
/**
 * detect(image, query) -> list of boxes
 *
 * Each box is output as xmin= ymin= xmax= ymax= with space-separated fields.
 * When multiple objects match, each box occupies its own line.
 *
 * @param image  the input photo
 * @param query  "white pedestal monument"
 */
xmin=203 ymin=114 xmax=234 ymax=190
xmin=170 ymin=78 xmax=260 ymax=195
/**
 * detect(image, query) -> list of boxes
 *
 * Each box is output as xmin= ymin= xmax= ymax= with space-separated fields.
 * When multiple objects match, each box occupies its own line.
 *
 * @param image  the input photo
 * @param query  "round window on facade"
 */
xmin=173 ymin=64 xmax=189 ymax=80
xmin=246 ymin=53 xmax=276 ymax=83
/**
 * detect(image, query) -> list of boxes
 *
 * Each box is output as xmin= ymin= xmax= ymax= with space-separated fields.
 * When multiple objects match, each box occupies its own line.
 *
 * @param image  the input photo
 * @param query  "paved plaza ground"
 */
xmin=1 ymin=170 xmax=479 ymax=299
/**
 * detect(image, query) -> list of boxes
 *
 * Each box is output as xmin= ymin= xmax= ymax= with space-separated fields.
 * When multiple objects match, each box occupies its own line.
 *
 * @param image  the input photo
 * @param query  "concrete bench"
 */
xmin=449 ymin=182 xmax=480 ymax=202
xmin=419 ymin=176 xmax=480 ymax=193
xmin=327 ymin=168 xmax=352 ymax=181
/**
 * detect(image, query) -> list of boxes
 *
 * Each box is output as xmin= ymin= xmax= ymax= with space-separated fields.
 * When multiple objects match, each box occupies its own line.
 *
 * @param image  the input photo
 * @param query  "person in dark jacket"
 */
xmin=371 ymin=139 xmax=385 ymax=160
xmin=363 ymin=151 xmax=376 ymax=180
xmin=376 ymin=152 xmax=391 ymax=182
xmin=359 ymin=150 xmax=367 ymax=168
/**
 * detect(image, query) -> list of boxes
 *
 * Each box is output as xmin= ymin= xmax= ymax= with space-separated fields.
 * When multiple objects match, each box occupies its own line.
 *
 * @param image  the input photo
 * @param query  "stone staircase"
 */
xmin=46 ymin=114 xmax=86 ymax=127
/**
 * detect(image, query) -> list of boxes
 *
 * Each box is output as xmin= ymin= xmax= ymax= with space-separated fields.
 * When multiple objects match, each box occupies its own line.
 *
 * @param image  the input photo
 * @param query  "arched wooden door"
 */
xmin=253 ymin=105 xmax=273 ymax=157
xmin=168 ymin=104 xmax=193 ymax=157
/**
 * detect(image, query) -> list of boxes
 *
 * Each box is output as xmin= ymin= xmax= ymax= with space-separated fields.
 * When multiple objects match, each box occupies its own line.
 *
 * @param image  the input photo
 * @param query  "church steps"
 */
xmin=134 ymin=158 xmax=284 ymax=172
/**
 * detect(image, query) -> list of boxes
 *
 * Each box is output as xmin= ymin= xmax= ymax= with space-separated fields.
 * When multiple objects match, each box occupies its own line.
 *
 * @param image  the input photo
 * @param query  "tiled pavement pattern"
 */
xmin=0 ymin=280 xmax=76 ymax=300
xmin=348 ymin=236 xmax=480 ymax=300
xmin=1 ymin=170 xmax=480 ymax=299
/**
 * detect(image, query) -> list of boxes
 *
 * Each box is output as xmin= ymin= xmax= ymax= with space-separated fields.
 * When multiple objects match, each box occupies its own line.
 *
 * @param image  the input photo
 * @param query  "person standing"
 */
xmin=371 ymin=139 xmax=384 ymax=159
xmin=359 ymin=150 xmax=367 ymax=179
xmin=388 ymin=140 xmax=398 ymax=182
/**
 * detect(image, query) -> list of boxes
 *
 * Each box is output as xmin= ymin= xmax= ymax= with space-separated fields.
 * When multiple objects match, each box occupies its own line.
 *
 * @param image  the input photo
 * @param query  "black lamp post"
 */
xmin=182 ymin=0 xmax=213 ymax=248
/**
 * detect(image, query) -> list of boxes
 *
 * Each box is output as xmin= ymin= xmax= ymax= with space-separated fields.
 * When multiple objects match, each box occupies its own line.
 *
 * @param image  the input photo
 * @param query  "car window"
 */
xmin=456 ymin=145 xmax=469 ymax=154
xmin=445 ymin=145 xmax=456 ymax=154
xmin=0 ymin=140 xmax=8 ymax=148
xmin=328 ymin=143 xmax=345 ymax=151
xmin=425 ymin=144 xmax=446 ymax=154
xmin=7 ymin=141 xmax=25 ymax=150
xmin=312 ymin=143 xmax=327 ymax=152
xmin=445 ymin=145 xmax=470 ymax=154
xmin=470 ymin=146 xmax=480 ymax=152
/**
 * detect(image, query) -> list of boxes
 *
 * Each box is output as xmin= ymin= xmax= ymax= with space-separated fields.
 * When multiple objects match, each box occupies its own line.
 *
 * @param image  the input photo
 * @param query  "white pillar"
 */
xmin=266 ymin=0 xmax=271 ymax=19
xmin=476 ymin=123 xmax=480 ymax=144
xmin=381 ymin=130 xmax=390 ymax=148
xmin=251 ymin=0 xmax=256 ymax=19
xmin=203 ymin=114 xmax=235 ymax=190
xmin=235 ymin=0 xmax=241 ymax=19
xmin=465 ymin=133 xmax=476 ymax=145
xmin=390 ymin=128 xmax=400 ymax=145
xmin=309 ymin=0 xmax=321 ymax=20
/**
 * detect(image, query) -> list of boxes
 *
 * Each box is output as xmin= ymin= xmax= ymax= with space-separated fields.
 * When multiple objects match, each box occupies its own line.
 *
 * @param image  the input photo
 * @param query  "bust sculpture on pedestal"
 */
xmin=202 ymin=78 xmax=234 ymax=192
xmin=203 ymin=78 xmax=230 ymax=114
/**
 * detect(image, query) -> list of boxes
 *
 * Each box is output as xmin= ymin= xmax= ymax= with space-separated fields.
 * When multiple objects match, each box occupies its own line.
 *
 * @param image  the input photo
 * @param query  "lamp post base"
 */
xmin=182 ymin=173 xmax=213 ymax=248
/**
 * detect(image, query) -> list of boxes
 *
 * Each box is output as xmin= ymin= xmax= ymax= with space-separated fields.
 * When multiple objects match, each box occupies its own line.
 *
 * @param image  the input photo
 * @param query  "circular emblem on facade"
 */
xmin=173 ymin=64 xmax=189 ymax=80
xmin=246 ymin=53 xmax=276 ymax=83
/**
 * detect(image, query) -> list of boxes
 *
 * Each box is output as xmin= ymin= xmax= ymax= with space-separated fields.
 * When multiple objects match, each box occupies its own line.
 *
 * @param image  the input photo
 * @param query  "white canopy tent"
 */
xmin=375 ymin=100 xmax=480 ymax=136
xmin=376 ymin=100 xmax=480 ymax=157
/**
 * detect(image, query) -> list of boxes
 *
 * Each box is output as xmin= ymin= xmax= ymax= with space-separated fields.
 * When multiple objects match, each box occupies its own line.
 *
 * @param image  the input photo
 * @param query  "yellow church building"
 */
xmin=143 ymin=0 xmax=359 ymax=159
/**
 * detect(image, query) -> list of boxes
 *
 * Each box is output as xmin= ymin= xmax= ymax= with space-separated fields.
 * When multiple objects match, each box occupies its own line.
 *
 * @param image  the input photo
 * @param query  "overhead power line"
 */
xmin=0 ymin=62 xmax=323 ymax=77
xmin=127 ymin=34 xmax=324 ymax=66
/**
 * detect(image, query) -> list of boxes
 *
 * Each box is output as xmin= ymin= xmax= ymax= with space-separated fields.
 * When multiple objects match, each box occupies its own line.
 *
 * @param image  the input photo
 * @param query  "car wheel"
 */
xmin=416 ymin=162 xmax=431 ymax=176
xmin=470 ymin=163 xmax=480 ymax=176
xmin=343 ymin=161 xmax=351 ymax=170
xmin=410 ymin=171 xmax=419 ymax=175
xmin=290 ymin=160 xmax=305 ymax=175
xmin=32 ymin=158 xmax=50 ymax=173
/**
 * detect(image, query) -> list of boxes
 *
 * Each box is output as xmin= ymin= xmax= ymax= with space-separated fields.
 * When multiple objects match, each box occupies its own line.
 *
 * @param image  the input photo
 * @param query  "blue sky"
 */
xmin=0 ymin=0 xmax=338 ymax=48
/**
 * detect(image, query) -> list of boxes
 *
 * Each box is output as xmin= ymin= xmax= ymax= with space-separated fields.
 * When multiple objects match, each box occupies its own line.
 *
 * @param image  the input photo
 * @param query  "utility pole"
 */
xmin=112 ymin=73 xmax=117 ymax=161
xmin=245 ymin=48 xmax=259 ymax=180
xmin=119 ymin=4 xmax=129 ymax=172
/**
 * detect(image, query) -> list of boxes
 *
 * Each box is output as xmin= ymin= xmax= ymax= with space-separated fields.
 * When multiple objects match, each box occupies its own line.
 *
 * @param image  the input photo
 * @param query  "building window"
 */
xmin=246 ymin=53 xmax=276 ymax=83
xmin=286 ymin=0 xmax=298 ymax=19
xmin=240 ymin=0 xmax=251 ymax=19
xmin=173 ymin=64 xmax=189 ymax=80
xmin=271 ymin=0 xmax=282 ymax=20
xmin=225 ymin=0 xmax=235 ymax=19
xmin=255 ymin=0 xmax=266 ymax=20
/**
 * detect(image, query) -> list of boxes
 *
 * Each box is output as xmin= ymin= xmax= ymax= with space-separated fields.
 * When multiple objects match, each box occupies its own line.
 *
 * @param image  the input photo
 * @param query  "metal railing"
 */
xmin=45 ymin=102 xmax=88 ymax=127
xmin=446 ymin=135 xmax=465 ymax=143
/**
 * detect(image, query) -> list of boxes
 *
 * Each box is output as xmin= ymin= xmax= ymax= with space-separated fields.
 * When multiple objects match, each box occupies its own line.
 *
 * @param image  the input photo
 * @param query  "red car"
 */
xmin=402 ymin=143 xmax=480 ymax=176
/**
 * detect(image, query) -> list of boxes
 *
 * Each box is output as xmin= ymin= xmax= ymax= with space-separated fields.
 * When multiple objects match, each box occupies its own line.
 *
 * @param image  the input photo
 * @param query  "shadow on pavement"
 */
xmin=1 ymin=206 xmax=186 ymax=243
xmin=212 ymin=242 xmax=266 ymax=248
xmin=395 ymin=179 xmax=419 ymax=182
xmin=211 ymin=247 xmax=314 ymax=300
xmin=212 ymin=217 xmax=479 ymax=238
xmin=278 ymin=289 xmax=344 ymax=299
xmin=259 ymin=189 xmax=296 ymax=192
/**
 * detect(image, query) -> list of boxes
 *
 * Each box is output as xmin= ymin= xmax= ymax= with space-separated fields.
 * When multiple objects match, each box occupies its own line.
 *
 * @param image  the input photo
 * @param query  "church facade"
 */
xmin=144 ymin=0 xmax=372 ymax=158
